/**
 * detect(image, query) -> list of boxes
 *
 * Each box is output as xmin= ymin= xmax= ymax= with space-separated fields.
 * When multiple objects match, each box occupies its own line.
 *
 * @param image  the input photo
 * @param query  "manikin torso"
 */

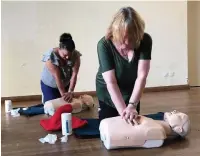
xmin=44 ymin=97 xmax=90 ymax=116
xmin=99 ymin=116 xmax=177 ymax=149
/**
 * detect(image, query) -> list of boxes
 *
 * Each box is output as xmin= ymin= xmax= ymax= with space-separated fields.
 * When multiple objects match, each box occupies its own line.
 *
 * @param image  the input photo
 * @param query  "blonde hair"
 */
xmin=106 ymin=7 xmax=145 ymax=49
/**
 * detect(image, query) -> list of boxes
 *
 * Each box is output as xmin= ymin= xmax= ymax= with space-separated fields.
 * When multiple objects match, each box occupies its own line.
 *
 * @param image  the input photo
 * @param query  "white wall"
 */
xmin=1 ymin=1 xmax=188 ymax=97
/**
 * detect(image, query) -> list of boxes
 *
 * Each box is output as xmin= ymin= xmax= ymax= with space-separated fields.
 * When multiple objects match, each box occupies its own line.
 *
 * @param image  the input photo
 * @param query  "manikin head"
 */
xmin=79 ymin=95 xmax=95 ymax=108
xmin=164 ymin=110 xmax=190 ymax=137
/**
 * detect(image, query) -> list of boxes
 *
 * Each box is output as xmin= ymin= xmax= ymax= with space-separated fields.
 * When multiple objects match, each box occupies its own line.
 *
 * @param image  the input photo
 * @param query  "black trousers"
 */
xmin=98 ymin=100 xmax=140 ymax=121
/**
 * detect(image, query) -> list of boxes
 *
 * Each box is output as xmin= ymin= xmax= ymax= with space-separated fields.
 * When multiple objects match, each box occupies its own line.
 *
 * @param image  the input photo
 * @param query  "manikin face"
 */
xmin=164 ymin=110 xmax=188 ymax=135
xmin=80 ymin=95 xmax=94 ymax=108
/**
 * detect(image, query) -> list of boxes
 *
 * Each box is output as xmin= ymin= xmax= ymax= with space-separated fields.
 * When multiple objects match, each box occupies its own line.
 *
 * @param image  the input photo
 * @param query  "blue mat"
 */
xmin=13 ymin=104 xmax=44 ymax=116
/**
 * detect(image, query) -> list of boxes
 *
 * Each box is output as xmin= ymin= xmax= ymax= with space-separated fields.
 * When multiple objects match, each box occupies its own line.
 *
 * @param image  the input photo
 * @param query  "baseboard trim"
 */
xmin=1 ymin=85 xmax=189 ymax=103
xmin=143 ymin=85 xmax=190 ymax=93
xmin=1 ymin=91 xmax=96 ymax=103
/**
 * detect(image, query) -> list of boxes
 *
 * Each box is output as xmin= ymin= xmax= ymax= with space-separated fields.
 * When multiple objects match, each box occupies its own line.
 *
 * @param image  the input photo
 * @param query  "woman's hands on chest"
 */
xmin=62 ymin=92 xmax=74 ymax=102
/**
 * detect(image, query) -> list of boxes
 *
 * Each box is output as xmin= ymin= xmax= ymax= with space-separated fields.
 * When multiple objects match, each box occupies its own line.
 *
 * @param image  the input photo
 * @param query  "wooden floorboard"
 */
xmin=1 ymin=88 xmax=200 ymax=156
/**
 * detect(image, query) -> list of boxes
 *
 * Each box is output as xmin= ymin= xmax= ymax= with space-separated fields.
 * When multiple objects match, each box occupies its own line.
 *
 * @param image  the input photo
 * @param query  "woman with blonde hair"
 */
xmin=96 ymin=7 xmax=152 ymax=124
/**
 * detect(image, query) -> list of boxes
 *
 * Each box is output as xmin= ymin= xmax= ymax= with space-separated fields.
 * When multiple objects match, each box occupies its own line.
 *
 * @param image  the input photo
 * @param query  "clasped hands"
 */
xmin=121 ymin=104 xmax=139 ymax=126
xmin=62 ymin=92 xmax=74 ymax=102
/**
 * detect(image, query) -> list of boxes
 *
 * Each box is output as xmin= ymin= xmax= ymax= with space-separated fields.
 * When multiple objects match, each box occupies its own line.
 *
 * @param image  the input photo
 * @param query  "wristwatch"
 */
xmin=129 ymin=101 xmax=139 ymax=108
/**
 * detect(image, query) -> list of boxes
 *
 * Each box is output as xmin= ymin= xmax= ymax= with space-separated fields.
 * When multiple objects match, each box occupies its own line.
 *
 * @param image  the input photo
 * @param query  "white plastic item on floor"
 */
xmin=39 ymin=134 xmax=57 ymax=144
xmin=10 ymin=108 xmax=20 ymax=117
xmin=60 ymin=135 xmax=68 ymax=143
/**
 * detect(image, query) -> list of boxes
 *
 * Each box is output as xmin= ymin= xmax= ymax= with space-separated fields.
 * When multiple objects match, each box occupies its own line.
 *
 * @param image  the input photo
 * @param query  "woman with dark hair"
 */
xmin=41 ymin=33 xmax=81 ymax=104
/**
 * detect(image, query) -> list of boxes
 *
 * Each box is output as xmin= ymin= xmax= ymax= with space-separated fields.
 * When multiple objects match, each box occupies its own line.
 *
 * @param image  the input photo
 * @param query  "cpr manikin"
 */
xmin=44 ymin=95 xmax=94 ymax=116
xmin=99 ymin=110 xmax=190 ymax=150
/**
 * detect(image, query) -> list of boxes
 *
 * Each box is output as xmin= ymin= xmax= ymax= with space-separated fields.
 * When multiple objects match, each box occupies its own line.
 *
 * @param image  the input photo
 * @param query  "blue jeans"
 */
xmin=40 ymin=81 xmax=69 ymax=104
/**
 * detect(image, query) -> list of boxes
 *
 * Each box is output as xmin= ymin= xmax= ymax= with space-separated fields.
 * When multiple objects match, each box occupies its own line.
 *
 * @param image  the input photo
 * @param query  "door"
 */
xmin=188 ymin=1 xmax=200 ymax=86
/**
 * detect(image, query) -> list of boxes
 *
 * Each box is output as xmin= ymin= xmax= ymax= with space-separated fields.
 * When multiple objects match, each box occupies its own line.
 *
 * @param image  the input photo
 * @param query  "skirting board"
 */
xmin=1 ymin=91 xmax=96 ymax=103
xmin=1 ymin=85 xmax=190 ymax=103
